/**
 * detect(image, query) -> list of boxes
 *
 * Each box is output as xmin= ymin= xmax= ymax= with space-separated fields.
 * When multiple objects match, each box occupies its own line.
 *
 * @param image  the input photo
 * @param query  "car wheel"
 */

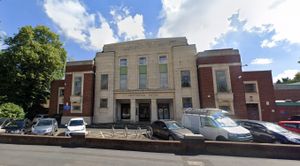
xmin=168 ymin=135 xmax=175 ymax=140
xmin=216 ymin=136 xmax=227 ymax=141
xmin=274 ymin=140 xmax=281 ymax=144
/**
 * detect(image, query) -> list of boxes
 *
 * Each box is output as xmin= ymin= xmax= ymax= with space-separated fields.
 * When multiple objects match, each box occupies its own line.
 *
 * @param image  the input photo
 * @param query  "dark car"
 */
xmin=151 ymin=120 xmax=195 ymax=140
xmin=4 ymin=119 xmax=32 ymax=134
xmin=236 ymin=119 xmax=300 ymax=144
xmin=288 ymin=115 xmax=300 ymax=121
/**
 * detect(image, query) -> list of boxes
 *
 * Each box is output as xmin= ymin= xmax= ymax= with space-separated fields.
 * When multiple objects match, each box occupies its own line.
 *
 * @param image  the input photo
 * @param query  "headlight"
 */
xmin=46 ymin=128 xmax=52 ymax=132
xmin=228 ymin=133 xmax=238 ymax=138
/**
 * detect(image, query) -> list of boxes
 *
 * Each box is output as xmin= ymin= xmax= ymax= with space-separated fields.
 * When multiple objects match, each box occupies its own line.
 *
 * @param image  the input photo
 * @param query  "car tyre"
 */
xmin=216 ymin=136 xmax=227 ymax=141
xmin=274 ymin=140 xmax=281 ymax=144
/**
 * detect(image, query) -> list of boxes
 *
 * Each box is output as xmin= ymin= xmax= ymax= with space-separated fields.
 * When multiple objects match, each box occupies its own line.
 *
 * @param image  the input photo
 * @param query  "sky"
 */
xmin=0 ymin=0 xmax=299 ymax=82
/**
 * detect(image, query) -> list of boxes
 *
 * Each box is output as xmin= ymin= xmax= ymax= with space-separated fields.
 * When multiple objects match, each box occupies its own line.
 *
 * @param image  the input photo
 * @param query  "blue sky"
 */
xmin=0 ymin=0 xmax=299 ymax=82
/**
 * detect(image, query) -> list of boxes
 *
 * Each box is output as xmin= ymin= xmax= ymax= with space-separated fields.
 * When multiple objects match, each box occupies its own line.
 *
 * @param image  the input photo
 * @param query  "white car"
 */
xmin=182 ymin=108 xmax=253 ymax=142
xmin=65 ymin=118 xmax=88 ymax=136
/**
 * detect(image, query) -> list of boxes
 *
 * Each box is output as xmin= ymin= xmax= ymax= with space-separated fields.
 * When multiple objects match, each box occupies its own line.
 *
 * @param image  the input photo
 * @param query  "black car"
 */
xmin=4 ymin=119 xmax=32 ymax=134
xmin=151 ymin=120 xmax=195 ymax=140
xmin=236 ymin=119 xmax=300 ymax=144
xmin=288 ymin=115 xmax=300 ymax=121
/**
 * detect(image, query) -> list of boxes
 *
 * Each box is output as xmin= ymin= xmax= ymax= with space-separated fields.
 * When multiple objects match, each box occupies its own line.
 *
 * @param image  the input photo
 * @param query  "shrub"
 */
xmin=0 ymin=103 xmax=25 ymax=119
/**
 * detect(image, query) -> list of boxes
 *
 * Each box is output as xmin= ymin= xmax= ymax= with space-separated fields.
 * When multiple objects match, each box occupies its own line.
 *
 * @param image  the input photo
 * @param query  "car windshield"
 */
xmin=266 ymin=122 xmax=289 ymax=133
xmin=69 ymin=120 xmax=84 ymax=126
xmin=215 ymin=117 xmax=238 ymax=127
xmin=0 ymin=118 xmax=7 ymax=125
xmin=166 ymin=121 xmax=183 ymax=130
xmin=36 ymin=120 xmax=52 ymax=126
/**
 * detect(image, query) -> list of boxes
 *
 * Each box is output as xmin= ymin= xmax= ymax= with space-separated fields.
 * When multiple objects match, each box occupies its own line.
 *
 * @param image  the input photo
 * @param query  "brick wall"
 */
xmin=243 ymin=71 xmax=276 ymax=121
xmin=49 ymin=80 xmax=64 ymax=115
xmin=197 ymin=54 xmax=240 ymax=65
xmin=275 ymin=89 xmax=300 ymax=101
xmin=198 ymin=67 xmax=216 ymax=108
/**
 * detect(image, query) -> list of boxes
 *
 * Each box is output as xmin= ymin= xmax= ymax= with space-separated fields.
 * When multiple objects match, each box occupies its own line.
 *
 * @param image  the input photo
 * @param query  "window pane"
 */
xmin=245 ymin=83 xmax=256 ymax=93
xmin=182 ymin=97 xmax=192 ymax=108
xmin=160 ymin=72 xmax=168 ymax=88
xmin=74 ymin=76 xmax=82 ymax=96
xmin=139 ymin=73 xmax=147 ymax=89
xmin=120 ymin=58 xmax=127 ymax=66
xmin=101 ymin=74 xmax=108 ymax=90
xmin=181 ymin=70 xmax=191 ymax=87
xmin=159 ymin=56 xmax=167 ymax=64
xmin=59 ymin=89 xmax=64 ymax=96
xmin=72 ymin=105 xmax=81 ymax=111
xmin=216 ymin=70 xmax=228 ymax=92
xmin=219 ymin=105 xmax=231 ymax=112
xmin=100 ymin=99 xmax=108 ymax=108
xmin=139 ymin=57 xmax=147 ymax=65
xmin=120 ymin=74 xmax=127 ymax=90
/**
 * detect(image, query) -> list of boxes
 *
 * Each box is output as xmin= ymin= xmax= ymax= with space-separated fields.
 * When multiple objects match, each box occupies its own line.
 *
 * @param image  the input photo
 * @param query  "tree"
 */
xmin=0 ymin=103 xmax=25 ymax=119
xmin=0 ymin=25 xmax=66 ymax=116
xmin=276 ymin=72 xmax=300 ymax=84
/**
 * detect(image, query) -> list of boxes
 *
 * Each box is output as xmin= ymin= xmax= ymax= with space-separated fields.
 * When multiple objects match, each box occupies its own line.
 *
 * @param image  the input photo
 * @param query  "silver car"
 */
xmin=31 ymin=118 xmax=58 ymax=136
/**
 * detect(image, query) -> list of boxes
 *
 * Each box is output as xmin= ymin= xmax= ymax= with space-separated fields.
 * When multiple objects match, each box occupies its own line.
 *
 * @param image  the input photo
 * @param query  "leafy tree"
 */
xmin=0 ymin=103 xmax=25 ymax=119
xmin=0 ymin=25 xmax=66 ymax=115
xmin=276 ymin=72 xmax=300 ymax=84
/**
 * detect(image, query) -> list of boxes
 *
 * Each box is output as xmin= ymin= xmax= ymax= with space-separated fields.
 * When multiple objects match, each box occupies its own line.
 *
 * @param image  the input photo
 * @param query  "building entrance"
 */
xmin=139 ymin=103 xmax=150 ymax=121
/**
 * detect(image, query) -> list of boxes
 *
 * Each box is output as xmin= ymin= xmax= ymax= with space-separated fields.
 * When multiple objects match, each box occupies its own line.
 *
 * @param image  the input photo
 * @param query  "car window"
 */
xmin=36 ymin=120 xmax=52 ymax=126
xmin=166 ymin=121 xmax=183 ymax=130
xmin=266 ymin=122 xmax=289 ymax=133
xmin=283 ymin=123 xmax=298 ymax=129
xmin=69 ymin=120 xmax=84 ymax=126
xmin=157 ymin=122 xmax=166 ymax=128
xmin=6 ymin=121 xmax=18 ymax=128
xmin=201 ymin=117 xmax=217 ymax=127
xmin=241 ymin=122 xmax=253 ymax=129
xmin=252 ymin=123 xmax=266 ymax=132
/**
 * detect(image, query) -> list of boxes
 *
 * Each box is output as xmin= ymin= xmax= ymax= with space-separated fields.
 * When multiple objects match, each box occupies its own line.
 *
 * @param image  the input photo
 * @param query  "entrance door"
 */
xmin=139 ymin=103 xmax=150 ymax=121
xmin=246 ymin=104 xmax=259 ymax=120
xmin=158 ymin=103 xmax=170 ymax=119
xmin=121 ymin=104 xmax=130 ymax=119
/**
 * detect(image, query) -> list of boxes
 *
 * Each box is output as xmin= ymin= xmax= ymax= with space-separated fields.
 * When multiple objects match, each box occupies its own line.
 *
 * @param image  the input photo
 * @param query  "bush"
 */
xmin=0 ymin=103 xmax=25 ymax=119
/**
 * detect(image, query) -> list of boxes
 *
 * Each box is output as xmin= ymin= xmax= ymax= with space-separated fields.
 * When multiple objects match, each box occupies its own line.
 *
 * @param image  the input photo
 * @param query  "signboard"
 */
xmin=64 ymin=105 xmax=71 ymax=111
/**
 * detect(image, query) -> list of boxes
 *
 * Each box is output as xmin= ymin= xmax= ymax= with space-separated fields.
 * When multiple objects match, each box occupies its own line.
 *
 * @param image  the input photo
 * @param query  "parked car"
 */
xmin=278 ymin=121 xmax=300 ymax=134
xmin=65 ymin=117 xmax=88 ymax=136
xmin=0 ymin=118 xmax=11 ymax=133
xmin=32 ymin=114 xmax=49 ymax=125
xmin=236 ymin=119 xmax=300 ymax=144
xmin=4 ymin=119 xmax=32 ymax=134
xmin=288 ymin=115 xmax=300 ymax=121
xmin=182 ymin=108 xmax=252 ymax=142
xmin=151 ymin=120 xmax=201 ymax=140
xmin=31 ymin=118 xmax=58 ymax=136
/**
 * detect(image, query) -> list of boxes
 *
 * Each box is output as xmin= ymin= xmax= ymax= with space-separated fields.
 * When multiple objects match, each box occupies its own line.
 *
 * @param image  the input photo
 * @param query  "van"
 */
xmin=182 ymin=108 xmax=252 ymax=141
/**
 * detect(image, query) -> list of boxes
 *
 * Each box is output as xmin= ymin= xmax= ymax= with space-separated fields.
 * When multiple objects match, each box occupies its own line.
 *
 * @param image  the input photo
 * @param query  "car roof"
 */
xmin=235 ymin=119 xmax=270 ymax=125
xmin=70 ymin=117 xmax=84 ymax=121
xmin=39 ymin=118 xmax=55 ymax=121
xmin=279 ymin=121 xmax=300 ymax=124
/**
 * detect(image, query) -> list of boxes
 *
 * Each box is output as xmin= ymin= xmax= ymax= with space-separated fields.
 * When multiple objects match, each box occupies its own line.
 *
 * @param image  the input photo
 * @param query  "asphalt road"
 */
xmin=0 ymin=144 xmax=299 ymax=166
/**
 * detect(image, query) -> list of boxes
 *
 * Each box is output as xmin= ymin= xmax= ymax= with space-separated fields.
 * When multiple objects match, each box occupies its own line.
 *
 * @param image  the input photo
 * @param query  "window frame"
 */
xmin=181 ymin=70 xmax=191 ymax=87
xmin=100 ymin=98 xmax=108 ymax=108
xmin=100 ymin=74 xmax=109 ymax=90
xmin=182 ymin=97 xmax=193 ymax=109
xmin=72 ymin=74 xmax=83 ymax=96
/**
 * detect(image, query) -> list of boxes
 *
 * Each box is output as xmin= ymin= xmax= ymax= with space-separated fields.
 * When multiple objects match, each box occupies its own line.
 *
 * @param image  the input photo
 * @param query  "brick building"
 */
xmin=49 ymin=37 xmax=300 ymax=124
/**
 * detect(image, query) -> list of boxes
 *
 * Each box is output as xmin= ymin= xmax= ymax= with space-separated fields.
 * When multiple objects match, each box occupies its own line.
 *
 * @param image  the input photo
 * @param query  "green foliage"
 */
xmin=0 ymin=103 xmax=25 ymax=119
xmin=0 ymin=25 xmax=67 ymax=113
xmin=276 ymin=72 xmax=300 ymax=84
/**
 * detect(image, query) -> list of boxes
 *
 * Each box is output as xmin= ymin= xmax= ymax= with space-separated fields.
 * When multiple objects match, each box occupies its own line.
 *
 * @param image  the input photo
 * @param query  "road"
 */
xmin=0 ymin=144 xmax=298 ymax=166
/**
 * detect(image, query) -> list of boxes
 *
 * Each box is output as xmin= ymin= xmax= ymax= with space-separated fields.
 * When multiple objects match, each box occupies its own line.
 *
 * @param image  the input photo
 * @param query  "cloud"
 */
xmin=110 ymin=7 xmax=145 ymax=40
xmin=158 ymin=0 xmax=300 ymax=51
xmin=44 ymin=0 xmax=117 ymax=51
xmin=273 ymin=69 xmax=298 ymax=82
xmin=251 ymin=58 xmax=273 ymax=65
xmin=0 ymin=30 xmax=7 ymax=50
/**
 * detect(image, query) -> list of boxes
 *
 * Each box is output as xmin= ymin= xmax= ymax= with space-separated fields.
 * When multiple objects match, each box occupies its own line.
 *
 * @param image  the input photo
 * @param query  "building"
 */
xmin=48 ymin=37 xmax=300 ymax=124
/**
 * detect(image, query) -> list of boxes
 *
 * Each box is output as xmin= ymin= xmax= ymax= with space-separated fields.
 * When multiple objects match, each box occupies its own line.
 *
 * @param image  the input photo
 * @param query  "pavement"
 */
xmin=0 ymin=144 xmax=299 ymax=166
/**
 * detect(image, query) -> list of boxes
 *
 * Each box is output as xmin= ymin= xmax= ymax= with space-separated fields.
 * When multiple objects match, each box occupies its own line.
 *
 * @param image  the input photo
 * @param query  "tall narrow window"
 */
xmin=73 ymin=76 xmax=82 ymax=96
xmin=245 ymin=83 xmax=257 ymax=93
xmin=120 ymin=58 xmax=128 ymax=90
xmin=215 ymin=70 xmax=228 ymax=92
xmin=159 ymin=56 xmax=168 ymax=88
xmin=101 ymin=74 xmax=108 ymax=90
xmin=181 ymin=70 xmax=191 ymax=87
xmin=139 ymin=57 xmax=147 ymax=89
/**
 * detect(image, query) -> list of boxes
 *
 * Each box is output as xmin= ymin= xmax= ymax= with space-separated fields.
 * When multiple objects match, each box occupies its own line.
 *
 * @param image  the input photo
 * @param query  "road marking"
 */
xmin=187 ymin=161 xmax=205 ymax=166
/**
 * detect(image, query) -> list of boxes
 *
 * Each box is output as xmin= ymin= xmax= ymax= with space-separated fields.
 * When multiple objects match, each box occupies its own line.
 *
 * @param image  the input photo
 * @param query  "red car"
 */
xmin=278 ymin=121 xmax=300 ymax=134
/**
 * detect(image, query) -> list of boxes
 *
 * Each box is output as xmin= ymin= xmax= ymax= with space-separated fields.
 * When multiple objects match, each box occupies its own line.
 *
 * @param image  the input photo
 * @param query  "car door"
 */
xmin=199 ymin=116 xmax=220 ymax=140
xmin=159 ymin=122 xmax=170 ymax=139
xmin=251 ymin=123 xmax=273 ymax=143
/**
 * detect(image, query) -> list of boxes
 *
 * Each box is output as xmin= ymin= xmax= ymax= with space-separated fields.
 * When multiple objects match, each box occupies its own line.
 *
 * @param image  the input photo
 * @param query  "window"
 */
xmin=159 ymin=56 xmax=167 ymax=64
xmin=219 ymin=105 xmax=231 ymax=112
xmin=139 ymin=57 xmax=147 ymax=89
xmin=120 ymin=58 xmax=127 ymax=66
xmin=101 ymin=74 xmax=108 ymax=90
xmin=59 ymin=88 xmax=64 ymax=96
xmin=120 ymin=58 xmax=128 ymax=90
xmin=245 ymin=83 xmax=257 ymax=93
xmin=215 ymin=70 xmax=228 ymax=92
xmin=181 ymin=70 xmax=191 ymax=87
xmin=139 ymin=57 xmax=147 ymax=65
xmin=120 ymin=74 xmax=127 ymax=90
xmin=73 ymin=76 xmax=82 ymax=96
xmin=100 ymin=98 xmax=108 ymax=108
xmin=72 ymin=105 xmax=81 ymax=111
xmin=283 ymin=123 xmax=298 ymax=129
xmin=160 ymin=73 xmax=168 ymax=88
xmin=182 ymin=97 xmax=193 ymax=108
